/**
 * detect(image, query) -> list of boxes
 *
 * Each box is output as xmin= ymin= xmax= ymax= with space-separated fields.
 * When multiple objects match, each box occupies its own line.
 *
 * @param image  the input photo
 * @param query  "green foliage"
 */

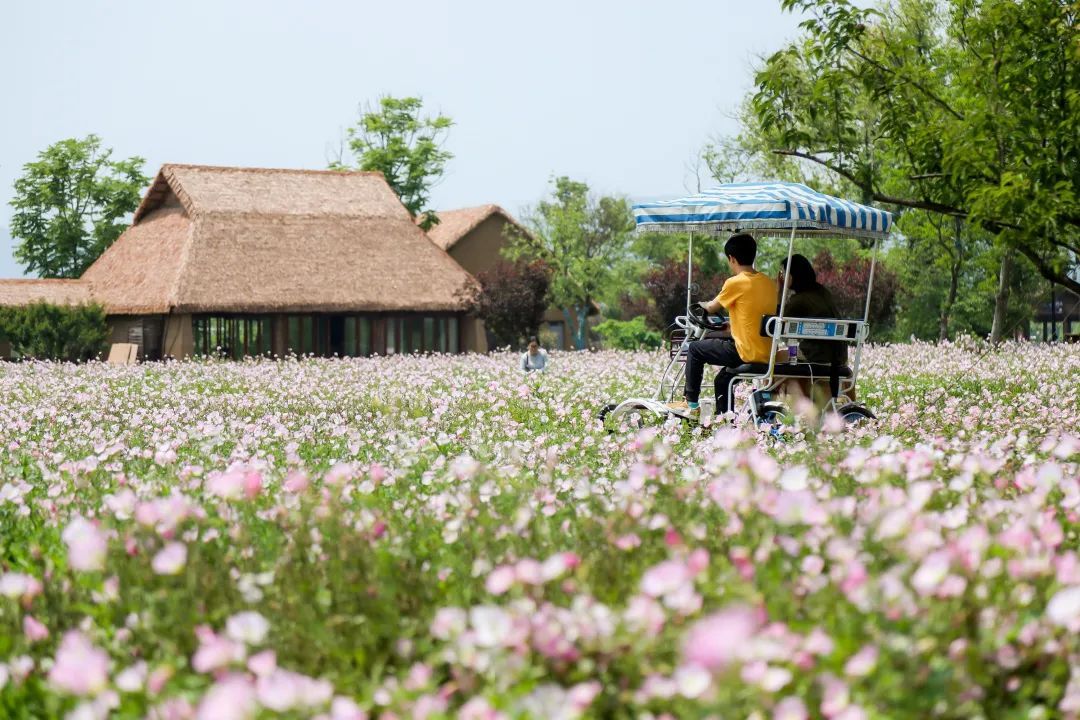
xmin=9 ymin=136 xmax=148 ymax=279
xmin=506 ymin=177 xmax=635 ymax=349
xmin=0 ymin=303 xmax=109 ymax=361
xmin=751 ymin=0 xmax=1080 ymax=298
xmin=594 ymin=315 xmax=663 ymax=350
xmin=334 ymin=96 xmax=453 ymax=230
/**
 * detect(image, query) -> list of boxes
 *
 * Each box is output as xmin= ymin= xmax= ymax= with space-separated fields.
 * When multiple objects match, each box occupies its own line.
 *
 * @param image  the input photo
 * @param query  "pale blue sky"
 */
xmin=0 ymin=0 xmax=808 ymax=278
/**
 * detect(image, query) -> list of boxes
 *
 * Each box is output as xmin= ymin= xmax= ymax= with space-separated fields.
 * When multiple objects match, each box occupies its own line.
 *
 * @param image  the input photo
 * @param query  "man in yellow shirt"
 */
xmin=673 ymin=233 xmax=778 ymax=421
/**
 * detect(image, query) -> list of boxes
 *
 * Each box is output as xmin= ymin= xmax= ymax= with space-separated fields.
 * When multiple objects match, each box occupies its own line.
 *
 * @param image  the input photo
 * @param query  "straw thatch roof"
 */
xmin=83 ymin=164 xmax=476 ymax=314
xmin=0 ymin=279 xmax=92 ymax=307
xmin=427 ymin=205 xmax=529 ymax=251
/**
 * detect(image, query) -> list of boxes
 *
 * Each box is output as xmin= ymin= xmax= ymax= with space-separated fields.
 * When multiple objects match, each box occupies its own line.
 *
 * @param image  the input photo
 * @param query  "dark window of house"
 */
xmin=358 ymin=317 xmax=371 ymax=356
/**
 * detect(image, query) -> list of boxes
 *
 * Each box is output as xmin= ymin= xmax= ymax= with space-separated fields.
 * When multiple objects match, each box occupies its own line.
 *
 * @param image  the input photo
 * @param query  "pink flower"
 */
xmin=774 ymin=696 xmax=809 ymax=720
xmin=283 ymin=471 xmax=310 ymax=493
xmin=682 ymin=605 xmax=762 ymax=671
xmin=485 ymin=565 xmax=516 ymax=595
xmin=641 ymin=561 xmax=689 ymax=597
xmin=243 ymin=471 xmax=263 ymax=500
xmin=246 ymin=650 xmax=277 ymax=676
xmin=819 ymin=674 xmax=850 ymax=717
xmin=48 ymin=631 xmax=110 ymax=696
xmin=192 ymin=632 xmax=246 ymax=673
xmin=458 ymin=697 xmax=503 ymax=720
xmin=843 ymin=645 xmax=878 ymax=677
xmin=330 ymin=696 xmax=369 ymax=720
xmin=541 ymin=552 xmax=580 ymax=581
xmin=152 ymin=542 xmax=187 ymax=575
xmin=207 ymin=470 xmax=246 ymax=500
xmin=430 ymin=607 xmax=466 ymax=640
xmin=0 ymin=572 xmax=42 ymax=601
xmin=196 ymin=675 xmax=256 ymax=720
xmin=23 ymin=615 xmax=49 ymax=642
xmin=911 ymin=550 xmax=950 ymax=595
xmin=514 ymin=559 xmax=543 ymax=585
xmin=62 ymin=516 xmax=108 ymax=572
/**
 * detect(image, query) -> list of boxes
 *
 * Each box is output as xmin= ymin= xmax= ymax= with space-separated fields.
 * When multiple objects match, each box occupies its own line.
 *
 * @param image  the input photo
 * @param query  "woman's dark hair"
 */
xmin=528 ymin=336 xmax=540 ymax=346
xmin=785 ymin=254 xmax=821 ymax=293
xmin=724 ymin=233 xmax=757 ymax=265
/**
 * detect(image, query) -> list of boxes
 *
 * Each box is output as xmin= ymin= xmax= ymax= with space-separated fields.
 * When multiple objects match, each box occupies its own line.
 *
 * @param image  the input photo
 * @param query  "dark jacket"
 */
xmin=785 ymin=286 xmax=848 ymax=366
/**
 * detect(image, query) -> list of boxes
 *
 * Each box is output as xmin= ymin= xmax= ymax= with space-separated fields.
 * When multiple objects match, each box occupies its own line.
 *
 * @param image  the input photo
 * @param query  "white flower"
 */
xmin=1047 ymin=586 xmax=1080 ymax=627
xmin=225 ymin=612 xmax=270 ymax=645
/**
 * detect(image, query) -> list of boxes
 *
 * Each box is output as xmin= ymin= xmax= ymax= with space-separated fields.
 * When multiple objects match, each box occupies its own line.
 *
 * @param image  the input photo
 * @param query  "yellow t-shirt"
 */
xmin=713 ymin=271 xmax=778 ymax=363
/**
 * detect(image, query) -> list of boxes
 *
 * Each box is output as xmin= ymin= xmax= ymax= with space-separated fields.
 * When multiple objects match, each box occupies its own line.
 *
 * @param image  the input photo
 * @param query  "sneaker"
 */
xmin=665 ymin=401 xmax=700 ymax=422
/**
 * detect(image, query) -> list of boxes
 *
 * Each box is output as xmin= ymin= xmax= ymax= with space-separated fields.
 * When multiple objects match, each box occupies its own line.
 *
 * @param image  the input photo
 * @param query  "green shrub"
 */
xmin=594 ymin=315 xmax=663 ymax=350
xmin=0 ymin=302 xmax=108 ymax=361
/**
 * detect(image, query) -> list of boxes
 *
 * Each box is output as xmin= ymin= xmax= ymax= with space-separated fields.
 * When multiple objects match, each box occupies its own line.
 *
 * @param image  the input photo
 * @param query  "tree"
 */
xmin=507 ymin=177 xmax=635 ymax=349
xmin=751 ymin=0 xmax=1080 ymax=340
xmin=334 ymin=96 xmax=452 ymax=230
xmin=812 ymin=251 xmax=899 ymax=335
xmin=470 ymin=259 xmax=552 ymax=348
xmin=641 ymin=257 xmax=728 ymax=332
xmin=9 ymin=136 xmax=148 ymax=279
xmin=0 ymin=302 xmax=108 ymax=361
xmin=594 ymin=316 xmax=663 ymax=350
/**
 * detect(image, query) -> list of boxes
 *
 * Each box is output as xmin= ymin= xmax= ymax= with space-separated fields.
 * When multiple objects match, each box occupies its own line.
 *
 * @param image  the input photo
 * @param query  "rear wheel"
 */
xmin=838 ymin=404 xmax=876 ymax=426
xmin=757 ymin=402 xmax=791 ymax=439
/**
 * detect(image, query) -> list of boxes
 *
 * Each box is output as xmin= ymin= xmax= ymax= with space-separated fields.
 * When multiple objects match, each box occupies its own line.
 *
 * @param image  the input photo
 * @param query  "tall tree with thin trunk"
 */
xmin=9 ymin=136 xmax=147 ymax=279
xmin=506 ymin=177 xmax=634 ymax=350
xmin=333 ymin=96 xmax=452 ymax=231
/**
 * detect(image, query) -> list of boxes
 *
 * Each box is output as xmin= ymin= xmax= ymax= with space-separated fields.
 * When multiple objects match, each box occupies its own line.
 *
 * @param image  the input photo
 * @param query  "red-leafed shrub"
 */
xmin=472 ymin=260 xmax=552 ymax=348
xmin=812 ymin=252 xmax=898 ymax=327
xmin=641 ymin=258 xmax=728 ymax=331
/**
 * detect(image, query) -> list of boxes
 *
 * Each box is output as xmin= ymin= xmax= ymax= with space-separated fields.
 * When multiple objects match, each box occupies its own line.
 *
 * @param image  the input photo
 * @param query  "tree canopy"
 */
xmin=507 ymin=177 xmax=635 ymax=349
xmin=9 ymin=136 xmax=148 ymax=279
xmin=334 ymin=96 xmax=453 ymax=230
xmin=750 ymin=0 xmax=1080 ymax=298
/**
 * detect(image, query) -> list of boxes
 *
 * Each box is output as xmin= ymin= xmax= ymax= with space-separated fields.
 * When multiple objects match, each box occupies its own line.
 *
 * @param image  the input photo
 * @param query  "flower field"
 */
xmin=1 ymin=342 xmax=1079 ymax=720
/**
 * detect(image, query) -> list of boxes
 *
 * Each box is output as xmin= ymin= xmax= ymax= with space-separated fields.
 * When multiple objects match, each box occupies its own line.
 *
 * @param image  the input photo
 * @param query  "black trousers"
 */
xmin=684 ymin=338 xmax=743 ymax=411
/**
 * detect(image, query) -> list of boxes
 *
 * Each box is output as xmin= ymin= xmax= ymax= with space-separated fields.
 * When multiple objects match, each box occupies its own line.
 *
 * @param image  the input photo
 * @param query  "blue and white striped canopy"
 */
xmin=633 ymin=182 xmax=892 ymax=239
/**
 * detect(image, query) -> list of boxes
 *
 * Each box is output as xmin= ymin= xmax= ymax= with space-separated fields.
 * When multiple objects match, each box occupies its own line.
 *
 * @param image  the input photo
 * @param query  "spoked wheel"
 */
xmin=600 ymin=402 xmax=653 ymax=432
xmin=756 ymin=402 xmax=791 ymax=440
xmin=838 ymin=403 xmax=876 ymax=427
xmin=600 ymin=401 xmax=686 ymax=433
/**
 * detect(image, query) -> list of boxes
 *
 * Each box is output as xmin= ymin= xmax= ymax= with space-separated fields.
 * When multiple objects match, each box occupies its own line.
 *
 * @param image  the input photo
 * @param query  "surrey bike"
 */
xmin=600 ymin=181 xmax=888 ymax=432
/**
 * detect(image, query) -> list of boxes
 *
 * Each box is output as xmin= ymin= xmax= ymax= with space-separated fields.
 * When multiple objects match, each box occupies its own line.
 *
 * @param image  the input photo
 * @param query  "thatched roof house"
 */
xmin=0 ymin=279 xmax=91 ymax=307
xmin=1 ymin=164 xmax=482 ymax=359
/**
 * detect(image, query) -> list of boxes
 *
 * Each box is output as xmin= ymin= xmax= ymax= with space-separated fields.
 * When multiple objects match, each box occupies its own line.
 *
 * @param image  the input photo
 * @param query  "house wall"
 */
xmin=446 ymin=216 xmax=510 ymax=276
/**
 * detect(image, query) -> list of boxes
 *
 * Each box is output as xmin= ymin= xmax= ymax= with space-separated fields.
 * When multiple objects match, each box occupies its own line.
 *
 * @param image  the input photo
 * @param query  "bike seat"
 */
xmin=729 ymin=363 xmax=852 ymax=378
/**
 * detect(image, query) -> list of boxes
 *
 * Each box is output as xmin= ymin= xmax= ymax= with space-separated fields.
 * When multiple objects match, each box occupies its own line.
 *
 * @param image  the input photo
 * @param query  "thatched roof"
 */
xmin=0 ymin=279 xmax=92 ymax=307
xmin=427 ymin=204 xmax=528 ymax=251
xmin=83 ymin=164 xmax=476 ymax=314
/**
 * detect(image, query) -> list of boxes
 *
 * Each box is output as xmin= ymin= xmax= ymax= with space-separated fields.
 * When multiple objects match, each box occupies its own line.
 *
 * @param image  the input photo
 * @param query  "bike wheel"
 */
xmin=838 ymin=404 xmax=876 ymax=427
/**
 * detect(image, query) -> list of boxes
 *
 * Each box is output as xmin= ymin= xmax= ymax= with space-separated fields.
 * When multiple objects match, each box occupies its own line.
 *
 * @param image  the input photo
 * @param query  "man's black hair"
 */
xmin=724 ymin=233 xmax=757 ymax=266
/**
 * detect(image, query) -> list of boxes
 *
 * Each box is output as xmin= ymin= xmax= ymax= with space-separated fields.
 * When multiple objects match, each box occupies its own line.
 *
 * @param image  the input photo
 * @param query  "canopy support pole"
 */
xmin=686 ymin=231 xmax=694 ymax=316
xmin=765 ymin=226 xmax=798 ymax=380
xmin=862 ymin=237 xmax=880 ymax=324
